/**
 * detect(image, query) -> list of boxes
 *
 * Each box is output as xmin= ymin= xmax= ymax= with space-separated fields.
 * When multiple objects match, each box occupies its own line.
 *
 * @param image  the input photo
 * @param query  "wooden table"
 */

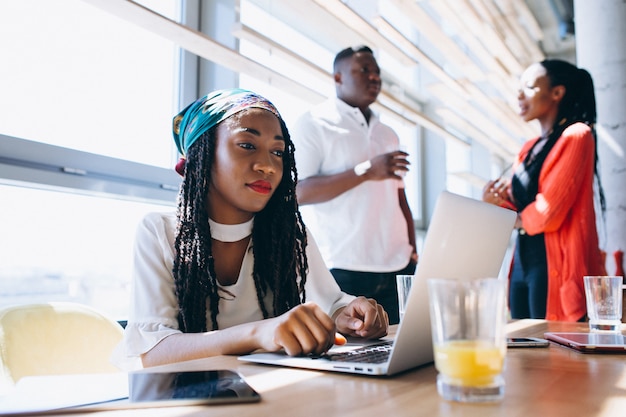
xmin=33 ymin=320 xmax=626 ymax=417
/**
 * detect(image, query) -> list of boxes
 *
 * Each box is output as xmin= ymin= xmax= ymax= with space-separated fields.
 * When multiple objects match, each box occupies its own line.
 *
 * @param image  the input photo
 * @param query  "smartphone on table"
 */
xmin=507 ymin=337 xmax=550 ymax=348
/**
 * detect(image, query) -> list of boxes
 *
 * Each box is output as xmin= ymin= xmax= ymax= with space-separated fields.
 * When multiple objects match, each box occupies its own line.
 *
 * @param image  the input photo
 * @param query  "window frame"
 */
xmin=0 ymin=134 xmax=180 ymax=205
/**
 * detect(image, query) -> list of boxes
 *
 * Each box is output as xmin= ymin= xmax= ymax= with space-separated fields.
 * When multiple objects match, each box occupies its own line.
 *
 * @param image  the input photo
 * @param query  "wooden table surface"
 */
xmin=20 ymin=320 xmax=626 ymax=417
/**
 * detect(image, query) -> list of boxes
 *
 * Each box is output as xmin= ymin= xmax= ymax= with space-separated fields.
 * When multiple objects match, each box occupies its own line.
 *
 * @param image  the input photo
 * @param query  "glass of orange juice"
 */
xmin=427 ymin=277 xmax=507 ymax=402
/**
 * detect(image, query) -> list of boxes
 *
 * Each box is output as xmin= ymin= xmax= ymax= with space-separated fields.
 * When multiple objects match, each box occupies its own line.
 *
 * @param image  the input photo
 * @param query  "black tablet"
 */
xmin=544 ymin=332 xmax=626 ymax=353
xmin=127 ymin=369 xmax=261 ymax=406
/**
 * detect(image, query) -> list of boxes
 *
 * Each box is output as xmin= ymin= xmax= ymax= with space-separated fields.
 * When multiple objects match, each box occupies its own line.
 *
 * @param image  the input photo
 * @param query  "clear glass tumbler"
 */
xmin=427 ymin=277 xmax=507 ymax=403
xmin=584 ymin=275 xmax=623 ymax=333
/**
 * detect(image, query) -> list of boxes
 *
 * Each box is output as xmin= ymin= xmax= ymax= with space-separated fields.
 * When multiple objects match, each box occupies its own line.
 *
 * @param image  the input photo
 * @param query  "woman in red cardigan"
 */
xmin=483 ymin=59 xmax=607 ymax=322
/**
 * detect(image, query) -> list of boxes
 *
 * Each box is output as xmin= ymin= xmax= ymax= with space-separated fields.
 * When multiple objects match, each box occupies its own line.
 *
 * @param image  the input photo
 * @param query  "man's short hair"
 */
xmin=333 ymin=45 xmax=374 ymax=72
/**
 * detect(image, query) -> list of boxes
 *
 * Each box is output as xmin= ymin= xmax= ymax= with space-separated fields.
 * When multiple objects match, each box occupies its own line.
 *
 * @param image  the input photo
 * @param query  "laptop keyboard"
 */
xmin=319 ymin=341 xmax=393 ymax=364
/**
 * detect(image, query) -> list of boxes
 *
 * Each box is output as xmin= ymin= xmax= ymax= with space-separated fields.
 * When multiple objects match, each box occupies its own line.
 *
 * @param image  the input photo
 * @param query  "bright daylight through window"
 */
xmin=0 ymin=0 xmax=180 ymax=320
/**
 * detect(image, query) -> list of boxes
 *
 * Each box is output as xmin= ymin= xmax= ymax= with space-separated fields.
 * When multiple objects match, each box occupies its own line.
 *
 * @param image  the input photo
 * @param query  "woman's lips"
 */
xmin=519 ymin=104 xmax=528 ymax=116
xmin=247 ymin=180 xmax=272 ymax=195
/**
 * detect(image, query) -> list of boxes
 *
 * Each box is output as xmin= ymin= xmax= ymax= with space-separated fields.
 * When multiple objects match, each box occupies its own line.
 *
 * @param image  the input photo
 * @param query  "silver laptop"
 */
xmin=239 ymin=191 xmax=516 ymax=376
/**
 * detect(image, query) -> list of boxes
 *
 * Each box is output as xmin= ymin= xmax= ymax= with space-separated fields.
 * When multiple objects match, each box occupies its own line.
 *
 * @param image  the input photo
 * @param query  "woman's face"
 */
xmin=517 ymin=63 xmax=562 ymax=124
xmin=208 ymin=108 xmax=285 ymax=223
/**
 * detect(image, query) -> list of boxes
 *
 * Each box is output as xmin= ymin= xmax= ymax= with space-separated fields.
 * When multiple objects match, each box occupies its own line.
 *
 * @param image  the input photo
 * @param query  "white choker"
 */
xmin=209 ymin=218 xmax=254 ymax=242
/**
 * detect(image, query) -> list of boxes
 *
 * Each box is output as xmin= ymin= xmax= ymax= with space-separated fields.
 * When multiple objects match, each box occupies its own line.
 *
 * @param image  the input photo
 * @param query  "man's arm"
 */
xmin=296 ymin=169 xmax=367 ymax=204
xmin=296 ymin=150 xmax=409 ymax=205
xmin=398 ymin=188 xmax=418 ymax=264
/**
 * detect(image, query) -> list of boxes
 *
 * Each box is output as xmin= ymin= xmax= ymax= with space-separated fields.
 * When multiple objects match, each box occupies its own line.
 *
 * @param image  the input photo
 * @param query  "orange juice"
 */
xmin=434 ymin=340 xmax=505 ymax=386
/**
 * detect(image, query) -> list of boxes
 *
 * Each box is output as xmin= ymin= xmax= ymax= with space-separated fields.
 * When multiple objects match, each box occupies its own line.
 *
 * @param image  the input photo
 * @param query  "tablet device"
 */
xmin=127 ymin=369 xmax=261 ymax=407
xmin=544 ymin=332 xmax=626 ymax=353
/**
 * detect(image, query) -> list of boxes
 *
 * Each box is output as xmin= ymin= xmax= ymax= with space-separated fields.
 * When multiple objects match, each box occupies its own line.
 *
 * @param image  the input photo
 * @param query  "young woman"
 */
xmin=483 ymin=59 xmax=606 ymax=322
xmin=112 ymin=89 xmax=388 ymax=370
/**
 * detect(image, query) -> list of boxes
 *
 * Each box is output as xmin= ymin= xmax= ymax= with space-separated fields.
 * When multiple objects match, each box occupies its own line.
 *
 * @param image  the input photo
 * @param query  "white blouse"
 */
xmin=111 ymin=212 xmax=355 ymax=370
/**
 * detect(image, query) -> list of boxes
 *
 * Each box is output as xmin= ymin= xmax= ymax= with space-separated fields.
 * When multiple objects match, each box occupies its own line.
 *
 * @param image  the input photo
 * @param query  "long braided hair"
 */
xmin=512 ymin=59 xmax=606 ymax=214
xmin=172 ymin=114 xmax=309 ymax=333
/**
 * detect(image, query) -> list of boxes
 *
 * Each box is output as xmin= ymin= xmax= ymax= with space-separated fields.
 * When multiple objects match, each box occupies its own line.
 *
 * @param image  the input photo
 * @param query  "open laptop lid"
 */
xmin=239 ymin=191 xmax=516 ymax=376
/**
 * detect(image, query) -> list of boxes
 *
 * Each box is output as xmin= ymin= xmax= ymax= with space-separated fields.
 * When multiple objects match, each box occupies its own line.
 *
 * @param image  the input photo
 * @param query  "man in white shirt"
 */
xmin=292 ymin=45 xmax=417 ymax=325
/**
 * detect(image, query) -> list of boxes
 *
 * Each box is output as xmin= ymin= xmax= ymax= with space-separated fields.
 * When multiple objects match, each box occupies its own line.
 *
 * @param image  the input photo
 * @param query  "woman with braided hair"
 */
xmin=483 ymin=59 xmax=607 ymax=322
xmin=113 ymin=89 xmax=388 ymax=370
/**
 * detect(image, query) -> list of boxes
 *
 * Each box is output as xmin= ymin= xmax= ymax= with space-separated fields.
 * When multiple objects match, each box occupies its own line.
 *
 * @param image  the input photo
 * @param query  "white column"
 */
xmin=574 ymin=0 xmax=626 ymax=274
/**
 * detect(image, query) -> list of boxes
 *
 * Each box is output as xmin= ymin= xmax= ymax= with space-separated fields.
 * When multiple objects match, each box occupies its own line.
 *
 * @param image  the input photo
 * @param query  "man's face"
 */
xmin=335 ymin=51 xmax=381 ymax=110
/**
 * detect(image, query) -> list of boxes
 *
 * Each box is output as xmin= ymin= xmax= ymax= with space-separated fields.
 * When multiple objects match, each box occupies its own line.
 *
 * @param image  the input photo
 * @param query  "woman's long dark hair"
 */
xmin=512 ymin=59 xmax=606 ymax=213
xmin=172 ymin=116 xmax=309 ymax=333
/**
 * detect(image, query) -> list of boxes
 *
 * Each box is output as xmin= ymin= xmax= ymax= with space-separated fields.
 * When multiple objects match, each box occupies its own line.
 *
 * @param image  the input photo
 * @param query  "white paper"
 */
xmin=0 ymin=373 xmax=128 ymax=415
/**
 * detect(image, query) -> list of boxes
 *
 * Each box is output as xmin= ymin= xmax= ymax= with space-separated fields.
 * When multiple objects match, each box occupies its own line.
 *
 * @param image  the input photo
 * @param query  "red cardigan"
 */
xmin=514 ymin=123 xmax=606 ymax=321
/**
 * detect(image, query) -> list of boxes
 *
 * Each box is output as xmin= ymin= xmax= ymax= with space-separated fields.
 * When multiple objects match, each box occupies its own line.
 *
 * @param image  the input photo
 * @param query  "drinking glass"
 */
xmin=395 ymin=274 xmax=414 ymax=323
xmin=584 ymin=275 xmax=623 ymax=333
xmin=427 ymin=277 xmax=507 ymax=403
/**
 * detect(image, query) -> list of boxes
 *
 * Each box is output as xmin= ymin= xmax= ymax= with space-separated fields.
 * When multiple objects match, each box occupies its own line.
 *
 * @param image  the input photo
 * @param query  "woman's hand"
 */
xmin=482 ymin=179 xmax=511 ymax=207
xmin=257 ymin=302 xmax=337 ymax=356
xmin=334 ymin=297 xmax=389 ymax=340
xmin=255 ymin=298 xmax=388 ymax=357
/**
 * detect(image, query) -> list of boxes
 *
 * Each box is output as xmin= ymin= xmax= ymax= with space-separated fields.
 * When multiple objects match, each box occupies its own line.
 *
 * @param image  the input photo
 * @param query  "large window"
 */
xmin=0 ymin=185 xmax=168 ymax=320
xmin=0 ymin=0 xmax=180 ymax=320
xmin=0 ymin=0 xmax=178 ymax=167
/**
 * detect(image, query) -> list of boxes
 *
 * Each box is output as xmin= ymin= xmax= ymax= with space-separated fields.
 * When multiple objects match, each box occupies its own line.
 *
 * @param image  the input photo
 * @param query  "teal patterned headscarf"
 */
xmin=173 ymin=88 xmax=282 ymax=156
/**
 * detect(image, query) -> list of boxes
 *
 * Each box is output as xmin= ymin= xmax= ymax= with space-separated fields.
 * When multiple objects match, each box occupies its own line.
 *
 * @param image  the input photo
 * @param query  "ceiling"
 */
xmin=81 ymin=0 xmax=579 ymax=165
xmin=240 ymin=0 xmax=579 ymax=162
xmin=525 ymin=0 xmax=576 ymax=60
